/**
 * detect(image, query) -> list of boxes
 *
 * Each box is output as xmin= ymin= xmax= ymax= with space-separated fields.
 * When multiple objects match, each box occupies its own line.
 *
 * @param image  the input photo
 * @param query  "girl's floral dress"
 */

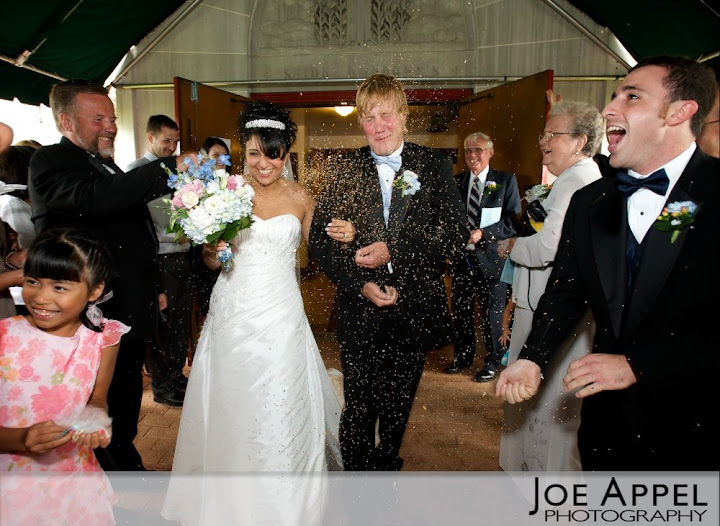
xmin=0 ymin=315 xmax=130 ymax=525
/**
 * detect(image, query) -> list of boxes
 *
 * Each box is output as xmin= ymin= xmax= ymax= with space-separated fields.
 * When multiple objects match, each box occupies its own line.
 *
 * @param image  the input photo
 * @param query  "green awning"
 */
xmin=0 ymin=0 xmax=184 ymax=105
xmin=1 ymin=1 xmax=718 ymax=107
xmin=568 ymin=0 xmax=719 ymax=62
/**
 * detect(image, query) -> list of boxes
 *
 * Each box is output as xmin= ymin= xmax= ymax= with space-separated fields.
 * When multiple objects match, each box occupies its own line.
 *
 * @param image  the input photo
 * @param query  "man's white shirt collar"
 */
xmin=471 ymin=166 xmax=490 ymax=188
xmin=626 ymin=142 xmax=696 ymax=242
xmin=628 ymin=142 xmax=695 ymax=193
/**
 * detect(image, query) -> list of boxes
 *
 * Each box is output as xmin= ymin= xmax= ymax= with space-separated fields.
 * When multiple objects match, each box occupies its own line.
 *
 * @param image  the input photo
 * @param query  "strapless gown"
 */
xmin=162 ymin=214 xmax=342 ymax=525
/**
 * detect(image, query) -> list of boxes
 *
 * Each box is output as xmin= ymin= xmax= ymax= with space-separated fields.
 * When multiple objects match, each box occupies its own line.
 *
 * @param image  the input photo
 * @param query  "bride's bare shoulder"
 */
xmin=284 ymin=180 xmax=313 ymax=202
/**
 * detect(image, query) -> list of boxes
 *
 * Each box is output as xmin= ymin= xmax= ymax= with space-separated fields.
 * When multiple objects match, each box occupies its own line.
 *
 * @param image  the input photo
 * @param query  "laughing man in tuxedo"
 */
xmin=444 ymin=133 xmax=521 ymax=381
xmin=496 ymin=56 xmax=719 ymax=471
xmin=29 ymin=79 xmax=195 ymax=471
xmin=310 ymin=74 xmax=466 ymax=470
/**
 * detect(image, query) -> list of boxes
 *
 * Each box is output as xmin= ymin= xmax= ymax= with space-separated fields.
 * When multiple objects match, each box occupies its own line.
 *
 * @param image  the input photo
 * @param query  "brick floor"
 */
xmin=135 ymin=331 xmax=503 ymax=472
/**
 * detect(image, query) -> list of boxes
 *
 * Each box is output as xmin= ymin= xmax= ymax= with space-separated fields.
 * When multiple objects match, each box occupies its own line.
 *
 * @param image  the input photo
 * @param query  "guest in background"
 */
xmin=185 ymin=136 xmax=230 ymax=366
xmin=498 ymin=101 xmax=603 ymax=471
xmin=0 ymin=146 xmax=36 ymax=249
xmin=29 ymin=79 xmax=196 ymax=471
xmin=445 ymin=132 xmax=521 ymax=382
xmin=0 ymin=145 xmax=36 ymax=317
xmin=126 ymin=114 xmax=180 ymax=170
xmin=203 ymin=136 xmax=231 ymax=169
xmin=128 ymin=115 xmax=191 ymax=407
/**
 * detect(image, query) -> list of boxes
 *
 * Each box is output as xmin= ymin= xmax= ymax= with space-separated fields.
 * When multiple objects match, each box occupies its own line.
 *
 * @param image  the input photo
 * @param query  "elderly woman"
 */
xmin=499 ymin=101 xmax=604 ymax=471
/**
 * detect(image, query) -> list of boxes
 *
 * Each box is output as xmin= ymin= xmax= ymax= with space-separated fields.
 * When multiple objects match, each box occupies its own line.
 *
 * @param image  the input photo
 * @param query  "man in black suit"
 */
xmin=444 ymin=133 xmax=521 ymax=382
xmin=29 ymin=79 xmax=195 ymax=471
xmin=497 ymin=56 xmax=719 ymax=470
xmin=310 ymin=74 xmax=466 ymax=471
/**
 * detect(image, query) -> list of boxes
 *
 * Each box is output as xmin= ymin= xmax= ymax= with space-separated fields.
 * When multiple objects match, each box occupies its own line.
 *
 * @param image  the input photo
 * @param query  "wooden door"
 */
xmin=457 ymin=70 xmax=553 ymax=195
xmin=174 ymin=77 xmax=251 ymax=173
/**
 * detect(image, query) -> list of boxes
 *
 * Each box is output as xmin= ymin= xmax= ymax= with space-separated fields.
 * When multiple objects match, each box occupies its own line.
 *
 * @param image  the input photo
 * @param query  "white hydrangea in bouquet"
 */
xmin=162 ymin=152 xmax=254 ymax=271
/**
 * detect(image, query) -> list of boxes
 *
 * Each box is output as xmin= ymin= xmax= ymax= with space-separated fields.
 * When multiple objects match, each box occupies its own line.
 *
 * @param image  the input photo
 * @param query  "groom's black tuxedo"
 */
xmin=29 ymin=137 xmax=178 ymax=470
xmin=310 ymin=142 xmax=466 ymax=469
xmin=312 ymin=143 xmax=466 ymax=352
xmin=521 ymin=148 xmax=720 ymax=470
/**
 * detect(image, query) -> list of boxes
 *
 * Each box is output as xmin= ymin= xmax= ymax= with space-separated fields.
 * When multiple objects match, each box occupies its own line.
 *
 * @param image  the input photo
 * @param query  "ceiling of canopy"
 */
xmin=1 ymin=0 xmax=718 ymax=106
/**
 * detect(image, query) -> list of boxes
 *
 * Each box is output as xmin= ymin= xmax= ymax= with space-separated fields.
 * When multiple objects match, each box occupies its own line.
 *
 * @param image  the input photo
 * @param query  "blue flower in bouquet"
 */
xmin=393 ymin=170 xmax=421 ymax=197
xmin=162 ymin=152 xmax=255 ymax=271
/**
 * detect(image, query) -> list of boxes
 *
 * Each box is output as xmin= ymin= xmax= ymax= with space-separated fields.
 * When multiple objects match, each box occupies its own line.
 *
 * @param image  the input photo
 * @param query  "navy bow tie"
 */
xmin=616 ymin=168 xmax=669 ymax=197
xmin=371 ymin=151 xmax=402 ymax=172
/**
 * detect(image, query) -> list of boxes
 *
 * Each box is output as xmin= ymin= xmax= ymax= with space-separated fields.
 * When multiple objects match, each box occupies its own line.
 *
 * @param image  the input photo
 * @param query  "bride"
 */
xmin=162 ymin=101 xmax=348 ymax=525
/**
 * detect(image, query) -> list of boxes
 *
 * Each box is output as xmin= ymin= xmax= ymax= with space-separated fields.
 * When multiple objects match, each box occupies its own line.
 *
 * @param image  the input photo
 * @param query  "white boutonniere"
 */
xmin=654 ymin=200 xmax=697 ymax=243
xmin=393 ymin=170 xmax=421 ymax=197
xmin=485 ymin=180 xmax=501 ymax=196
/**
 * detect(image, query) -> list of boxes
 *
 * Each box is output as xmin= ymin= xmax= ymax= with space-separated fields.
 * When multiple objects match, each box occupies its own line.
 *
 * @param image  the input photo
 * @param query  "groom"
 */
xmin=496 ymin=56 xmax=719 ymax=470
xmin=310 ymin=74 xmax=466 ymax=471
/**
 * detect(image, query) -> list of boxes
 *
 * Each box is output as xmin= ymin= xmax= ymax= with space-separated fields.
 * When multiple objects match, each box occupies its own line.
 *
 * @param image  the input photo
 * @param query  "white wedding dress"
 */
xmin=162 ymin=214 xmax=342 ymax=526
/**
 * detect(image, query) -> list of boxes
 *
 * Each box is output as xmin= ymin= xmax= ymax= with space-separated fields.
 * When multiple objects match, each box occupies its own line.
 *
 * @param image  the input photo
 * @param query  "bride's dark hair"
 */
xmin=239 ymin=101 xmax=298 ymax=160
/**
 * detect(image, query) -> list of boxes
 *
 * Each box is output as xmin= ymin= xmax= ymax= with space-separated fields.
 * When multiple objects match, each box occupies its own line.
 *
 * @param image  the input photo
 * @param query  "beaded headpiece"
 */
xmin=245 ymin=119 xmax=286 ymax=130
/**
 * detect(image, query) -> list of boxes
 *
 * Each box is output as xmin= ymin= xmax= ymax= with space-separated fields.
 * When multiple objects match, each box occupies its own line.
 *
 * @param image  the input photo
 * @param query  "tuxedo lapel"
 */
xmin=88 ymin=154 xmax=110 ymax=175
xmin=359 ymin=152 xmax=387 ymax=235
xmin=387 ymin=145 xmax=422 ymax=237
xmin=588 ymin=186 xmax=627 ymax=338
xmin=622 ymin=170 xmax=699 ymax=337
xmin=387 ymin=180 xmax=410 ymax=237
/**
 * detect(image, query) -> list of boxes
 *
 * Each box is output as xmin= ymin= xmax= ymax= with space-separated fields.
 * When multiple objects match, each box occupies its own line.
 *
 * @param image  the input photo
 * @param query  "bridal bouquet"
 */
xmin=162 ymin=152 xmax=254 ymax=271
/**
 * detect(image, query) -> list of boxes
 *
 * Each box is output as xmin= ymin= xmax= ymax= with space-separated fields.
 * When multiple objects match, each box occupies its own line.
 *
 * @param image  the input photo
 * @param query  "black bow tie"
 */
xmin=616 ymin=168 xmax=669 ymax=197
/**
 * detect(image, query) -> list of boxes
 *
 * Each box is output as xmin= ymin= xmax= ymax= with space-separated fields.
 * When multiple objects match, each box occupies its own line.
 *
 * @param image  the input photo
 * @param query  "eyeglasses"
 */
xmin=464 ymin=147 xmax=490 ymax=154
xmin=538 ymin=131 xmax=573 ymax=142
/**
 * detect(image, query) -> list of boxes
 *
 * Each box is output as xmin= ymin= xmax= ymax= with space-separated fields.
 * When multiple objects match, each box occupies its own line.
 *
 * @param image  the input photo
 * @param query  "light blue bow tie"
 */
xmin=371 ymin=151 xmax=402 ymax=172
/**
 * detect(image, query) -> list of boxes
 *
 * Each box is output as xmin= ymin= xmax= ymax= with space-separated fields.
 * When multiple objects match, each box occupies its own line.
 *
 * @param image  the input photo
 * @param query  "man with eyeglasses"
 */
xmin=445 ymin=132 xmax=521 ymax=382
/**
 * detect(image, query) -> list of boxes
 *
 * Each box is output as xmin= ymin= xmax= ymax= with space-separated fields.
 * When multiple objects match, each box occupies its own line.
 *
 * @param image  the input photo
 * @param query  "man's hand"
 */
xmin=468 ymin=229 xmax=483 ymax=245
xmin=355 ymin=242 xmax=391 ymax=269
xmin=495 ymin=359 xmax=542 ymax=404
xmin=361 ymin=282 xmax=398 ymax=307
xmin=563 ymin=354 xmax=637 ymax=398
xmin=176 ymin=151 xmax=199 ymax=167
xmin=496 ymin=237 xmax=515 ymax=260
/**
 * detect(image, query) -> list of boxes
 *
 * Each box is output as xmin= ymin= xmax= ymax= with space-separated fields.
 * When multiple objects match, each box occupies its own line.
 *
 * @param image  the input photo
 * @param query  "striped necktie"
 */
xmin=468 ymin=176 xmax=482 ymax=228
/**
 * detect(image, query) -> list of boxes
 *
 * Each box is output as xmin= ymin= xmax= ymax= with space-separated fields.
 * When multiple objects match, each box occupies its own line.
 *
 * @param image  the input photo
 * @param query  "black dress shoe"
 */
xmin=443 ymin=362 xmax=470 ymax=374
xmin=473 ymin=365 xmax=498 ymax=383
xmin=153 ymin=392 xmax=184 ymax=407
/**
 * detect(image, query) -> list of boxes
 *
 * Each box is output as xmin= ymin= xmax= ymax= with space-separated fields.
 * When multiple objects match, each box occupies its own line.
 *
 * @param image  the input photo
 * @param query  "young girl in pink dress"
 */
xmin=0 ymin=228 xmax=130 ymax=525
